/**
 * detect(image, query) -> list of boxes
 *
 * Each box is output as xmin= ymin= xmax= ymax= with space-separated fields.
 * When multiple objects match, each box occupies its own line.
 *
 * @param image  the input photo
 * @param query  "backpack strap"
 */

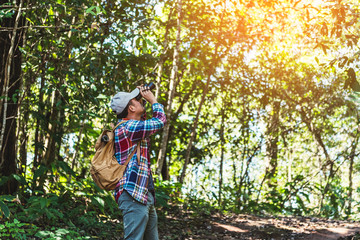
xmin=123 ymin=144 xmax=138 ymax=167
xmin=122 ymin=141 xmax=141 ymax=166
xmin=112 ymin=121 xmax=124 ymax=131
xmin=114 ymin=120 xmax=141 ymax=165
xmin=136 ymin=143 xmax=141 ymax=165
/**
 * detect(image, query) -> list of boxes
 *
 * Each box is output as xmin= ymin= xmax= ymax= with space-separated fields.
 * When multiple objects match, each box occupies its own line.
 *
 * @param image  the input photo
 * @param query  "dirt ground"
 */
xmin=158 ymin=210 xmax=360 ymax=240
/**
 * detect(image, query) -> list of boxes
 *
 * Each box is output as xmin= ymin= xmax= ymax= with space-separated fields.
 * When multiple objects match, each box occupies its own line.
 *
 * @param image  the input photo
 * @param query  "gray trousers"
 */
xmin=118 ymin=191 xmax=159 ymax=240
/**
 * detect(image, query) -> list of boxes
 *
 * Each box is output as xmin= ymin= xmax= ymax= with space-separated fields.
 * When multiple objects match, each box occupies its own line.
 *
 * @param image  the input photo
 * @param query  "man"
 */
xmin=110 ymin=85 xmax=166 ymax=240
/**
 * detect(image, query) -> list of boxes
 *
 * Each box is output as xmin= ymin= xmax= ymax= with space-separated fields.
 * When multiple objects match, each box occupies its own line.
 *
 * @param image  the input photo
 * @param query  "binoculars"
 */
xmin=135 ymin=82 xmax=155 ymax=100
xmin=103 ymin=82 xmax=156 ymax=143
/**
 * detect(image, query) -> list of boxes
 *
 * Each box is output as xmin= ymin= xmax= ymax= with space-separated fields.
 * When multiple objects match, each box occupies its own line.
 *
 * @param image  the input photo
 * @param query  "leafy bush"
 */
xmin=155 ymin=181 xmax=182 ymax=208
xmin=0 ymin=195 xmax=14 ymax=218
xmin=0 ymin=219 xmax=38 ymax=239
xmin=35 ymin=227 xmax=90 ymax=240
xmin=25 ymin=194 xmax=64 ymax=224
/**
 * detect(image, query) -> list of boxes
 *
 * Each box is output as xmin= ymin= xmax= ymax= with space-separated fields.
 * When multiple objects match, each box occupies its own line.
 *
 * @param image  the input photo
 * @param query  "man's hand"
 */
xmin=138 ymin=85 xmax=157 ymax=105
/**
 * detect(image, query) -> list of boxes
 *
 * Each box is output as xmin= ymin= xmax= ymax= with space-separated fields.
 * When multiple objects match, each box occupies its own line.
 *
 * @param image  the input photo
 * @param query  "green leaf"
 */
xmin=49 ymin=6 xmax=54 ymax=16
xmin=55 ymin=228 xmax=70 ymax=235
xmin=144 ymin=38 xmax=157 ymax=49
xmin=33 ymin=190 xmax=44 ymax=195
xmin=26 ymin=17 xmax=34 ymax=25
xmin=0 ymin=200 xmax=10 ymax=218
xmin=347 ymin=68 xmax=360 ymax=92
xmin=58 ymin=161 xmax=75 ymax=176
xmin=12 ymin=174 xmax=27 ymax=185
xmin=40 ymin=197 xmax=48 ymax=209
xmin=33 ymin=165 xmax=48 ymax=180
xmin=35 ymin=231 xmax=51 ymax=238
xmin=86 ymin=6 xmax=101 ymax=16
xmin=11 ymin=93 xmax=18 ymax=103
xmin=0 ymin=9 xmax=15 ymax=19
xmin=91 ymin=196 xmax=105 ymax=211
xmin=0 ymin=195 xmax=14 ymax=202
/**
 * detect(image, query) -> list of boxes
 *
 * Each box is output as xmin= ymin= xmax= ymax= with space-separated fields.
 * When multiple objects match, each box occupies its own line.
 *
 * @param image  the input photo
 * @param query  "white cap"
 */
xmin=110 ymin=88 xmax=140 ymax=115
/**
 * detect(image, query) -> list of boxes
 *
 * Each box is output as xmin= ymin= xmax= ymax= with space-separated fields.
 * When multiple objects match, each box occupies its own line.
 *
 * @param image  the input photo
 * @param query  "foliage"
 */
xmin=0 ymin=219 xmax=29 ymax=239
xmin=1 ymin=2 xmax=360 ymax=238
xmin=0 ymin=183 xmax=122 ymax=239
xmin=155 ymin=181 xmax=182 ymax=208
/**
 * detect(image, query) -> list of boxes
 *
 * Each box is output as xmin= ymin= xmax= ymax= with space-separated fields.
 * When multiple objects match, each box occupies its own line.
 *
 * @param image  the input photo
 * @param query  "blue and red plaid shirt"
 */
xmin=114 ymin=103 xmax=166 ymax=204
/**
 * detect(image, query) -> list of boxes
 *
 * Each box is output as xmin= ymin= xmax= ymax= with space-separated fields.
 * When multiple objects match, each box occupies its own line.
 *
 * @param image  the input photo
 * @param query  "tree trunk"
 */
xmin=235 ymin=105 xmax=250 ymax=206
xmin=299 ymin=108 xmax=332 ymax=212
xmin=38 ymin=82 xmax=66 ymax=188
xmin=161 ymin=152 xmax=170 ymax=181
xmin=347 ymin=126 xmax=360 ymax=216
xmin=264 ymin=101 xmax=280 ymax=189
xmin=0 ymin=0 xmax=24 ymax=194
xmin=32 ymin=54 xmax=46 ymax=174
xmin=156 ymin=0 xmax=182 ymax=177
xmin=154 ymin=7 xmax=173 ymax=99
xmin=178 ymin=40 xmax=225 ymax=184
xmin=18 ymin=80 xmax=30 ymax=176
xmin=179 ymin=73 xmax=212 ymax=184
xmin=159 ymin=79 xmax=197 ymax=180
xmin=218 ymin=98 xmax=225 ymax=208
xmin=39 ymin=31 xmax=73 ymax=187
xmin=42 ymin=87 xmax=61 ymax=166
xmin=69 ymin=122 xmax=84 ymax=182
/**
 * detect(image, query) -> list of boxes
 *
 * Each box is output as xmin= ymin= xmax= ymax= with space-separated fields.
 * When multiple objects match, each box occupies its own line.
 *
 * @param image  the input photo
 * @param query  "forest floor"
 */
xmin=157 ymin=207 xmax=360 ymax=240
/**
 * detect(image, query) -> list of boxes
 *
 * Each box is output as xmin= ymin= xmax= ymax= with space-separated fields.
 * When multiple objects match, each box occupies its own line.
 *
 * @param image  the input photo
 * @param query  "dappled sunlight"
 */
xmin=1 ymin=0 xmax=360 ymax=238
xmin=212 ymin=221 xmax=249 ymax=233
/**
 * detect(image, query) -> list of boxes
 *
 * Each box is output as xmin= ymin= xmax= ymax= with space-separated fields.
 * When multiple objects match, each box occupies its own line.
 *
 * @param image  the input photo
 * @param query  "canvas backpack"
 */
xmin=90 ymin=121 xmax=140 ymax=191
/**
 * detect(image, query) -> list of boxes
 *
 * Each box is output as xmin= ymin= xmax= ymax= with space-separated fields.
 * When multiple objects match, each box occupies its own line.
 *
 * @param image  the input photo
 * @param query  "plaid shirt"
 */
xmin=114 ymin=103 xmax=166 ymax=204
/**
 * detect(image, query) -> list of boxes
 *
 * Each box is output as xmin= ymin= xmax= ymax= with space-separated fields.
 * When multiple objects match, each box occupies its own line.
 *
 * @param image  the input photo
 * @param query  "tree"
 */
xmin=0 ymin=0 xmax=25 ymax=194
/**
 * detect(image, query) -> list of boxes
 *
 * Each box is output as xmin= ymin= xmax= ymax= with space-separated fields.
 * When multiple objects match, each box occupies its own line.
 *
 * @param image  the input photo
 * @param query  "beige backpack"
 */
xmin=90 ymin=121 xmax=140 ymax=191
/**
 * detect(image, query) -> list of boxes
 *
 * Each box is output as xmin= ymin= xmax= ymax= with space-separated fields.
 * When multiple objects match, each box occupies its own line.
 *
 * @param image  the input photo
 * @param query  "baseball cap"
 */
xmin=110 ymin=88 xmax=140 ymax=115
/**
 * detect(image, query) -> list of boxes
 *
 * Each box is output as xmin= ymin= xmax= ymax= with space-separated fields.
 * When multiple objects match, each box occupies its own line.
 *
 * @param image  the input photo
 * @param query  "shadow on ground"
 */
xmin=158 ymin=209 xmax=360 ymax=240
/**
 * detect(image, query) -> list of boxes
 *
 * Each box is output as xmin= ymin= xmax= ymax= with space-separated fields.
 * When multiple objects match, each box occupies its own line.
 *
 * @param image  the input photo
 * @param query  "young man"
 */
xmin=110 ymin=85 xmax=166 ymax=240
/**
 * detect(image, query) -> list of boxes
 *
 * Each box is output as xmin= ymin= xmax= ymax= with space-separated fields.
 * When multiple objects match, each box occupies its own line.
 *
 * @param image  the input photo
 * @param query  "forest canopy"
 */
xmin=1 ymin=0 xmax=360 ymax=237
